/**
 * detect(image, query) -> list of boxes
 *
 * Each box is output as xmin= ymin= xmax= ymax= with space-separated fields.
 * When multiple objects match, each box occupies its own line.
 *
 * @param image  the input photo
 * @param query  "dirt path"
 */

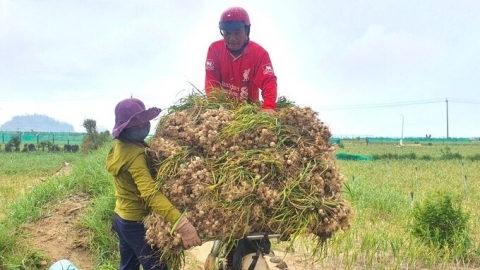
xmin=20 ymin=192 xmax=96 ymax=269
xmin=19 ymin=162 xmax=96 ymax=269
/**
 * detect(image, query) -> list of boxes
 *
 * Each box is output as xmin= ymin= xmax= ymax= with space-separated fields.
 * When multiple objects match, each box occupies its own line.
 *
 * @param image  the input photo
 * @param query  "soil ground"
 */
xmin=21 ymin=192 xmax=96 ymax=269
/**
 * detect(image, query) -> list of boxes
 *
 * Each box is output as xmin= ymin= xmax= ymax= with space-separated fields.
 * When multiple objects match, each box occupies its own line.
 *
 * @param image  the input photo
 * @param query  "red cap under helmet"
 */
xmin=219 ymin=7 xmax=250 ymax=31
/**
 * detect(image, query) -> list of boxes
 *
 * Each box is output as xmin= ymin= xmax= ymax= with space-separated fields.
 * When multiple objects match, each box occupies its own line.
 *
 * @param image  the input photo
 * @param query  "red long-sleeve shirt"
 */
xmin=204 ymin=40 xmax=277 ymax=110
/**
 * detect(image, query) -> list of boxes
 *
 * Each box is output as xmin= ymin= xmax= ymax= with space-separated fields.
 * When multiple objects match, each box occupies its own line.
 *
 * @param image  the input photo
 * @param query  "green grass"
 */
xmin=0 ymin=151 xmax=81 ymax=220
xmin=0 ymin=151 xmax=78 ymax=175
xmin=1 ymin=141 xmax=480 ymax=269
xmin=339 ymin=139 xmax=480 ymax=158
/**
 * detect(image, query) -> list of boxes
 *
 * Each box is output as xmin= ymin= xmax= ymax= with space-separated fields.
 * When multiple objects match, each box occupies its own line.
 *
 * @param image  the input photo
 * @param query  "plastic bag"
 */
xmin=48 ymin=259 xmax=78 ymax=270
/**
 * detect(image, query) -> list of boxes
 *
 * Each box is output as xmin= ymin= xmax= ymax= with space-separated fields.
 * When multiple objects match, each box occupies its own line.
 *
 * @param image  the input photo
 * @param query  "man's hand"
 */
xmin=260 ymin=108 xmax=276 ymax=115
xmin=175 ymin=217 xmax=201 ymax=249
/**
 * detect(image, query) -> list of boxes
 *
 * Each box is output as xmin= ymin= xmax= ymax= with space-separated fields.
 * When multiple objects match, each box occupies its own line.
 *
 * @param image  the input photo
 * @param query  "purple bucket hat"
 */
xmin=112 ymin=98 xmax=161 ymax=139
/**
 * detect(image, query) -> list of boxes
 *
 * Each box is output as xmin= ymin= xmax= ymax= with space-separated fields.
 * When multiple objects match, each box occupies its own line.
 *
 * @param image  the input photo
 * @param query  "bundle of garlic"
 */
xmin=143 ymin=91 xmax=353 ymax=268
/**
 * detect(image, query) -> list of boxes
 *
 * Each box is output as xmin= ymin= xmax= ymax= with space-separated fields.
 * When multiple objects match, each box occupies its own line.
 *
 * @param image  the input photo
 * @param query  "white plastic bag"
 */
xmin=49 ymin=259 xmax=78 ymax=270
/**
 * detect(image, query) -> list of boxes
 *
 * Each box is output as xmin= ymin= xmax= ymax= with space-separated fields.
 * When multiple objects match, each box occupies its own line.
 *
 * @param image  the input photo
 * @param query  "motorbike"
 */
xmin=204 ymin=233 xmax=282 ymax=270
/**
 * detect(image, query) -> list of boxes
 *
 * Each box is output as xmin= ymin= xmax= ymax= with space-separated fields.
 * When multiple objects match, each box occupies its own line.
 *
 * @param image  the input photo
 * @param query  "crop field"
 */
xmin=0 ymin=151 xmax=81 ymax=219
xmin=0 ymin=140 xmax=480 ymax=269
xmin=323 ymin=140 xmax=480 ymax=269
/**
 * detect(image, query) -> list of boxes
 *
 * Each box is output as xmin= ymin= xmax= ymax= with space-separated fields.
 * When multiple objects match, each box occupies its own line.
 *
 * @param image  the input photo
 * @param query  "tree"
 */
xmin=83 ymin=119 xmax=97 ymax=134
xmin=5 ymin=135 xmax=21 ymax=152
xmin=81 ymin=119 xmax=110 ymax=153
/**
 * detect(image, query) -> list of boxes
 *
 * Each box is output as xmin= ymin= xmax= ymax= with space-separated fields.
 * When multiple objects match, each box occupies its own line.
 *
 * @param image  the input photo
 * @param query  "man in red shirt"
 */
xmin=203 ymin=7 xmax=278 ymax=270
xmin=204 ymin=6 xmax=277 ymax=112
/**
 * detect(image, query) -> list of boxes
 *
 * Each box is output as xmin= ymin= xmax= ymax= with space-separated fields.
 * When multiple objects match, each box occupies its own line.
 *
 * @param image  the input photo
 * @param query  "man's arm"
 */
xmin=205 ymin=44 xmax=222 ymax=96
xmin=256 ymin=52 xmax=277 ymax=110
xmin=260 ymin=75 xmax=277 ymax=110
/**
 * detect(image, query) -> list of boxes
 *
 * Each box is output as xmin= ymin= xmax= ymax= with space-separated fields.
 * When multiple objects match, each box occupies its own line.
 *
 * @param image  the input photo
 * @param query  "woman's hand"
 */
xmin=175 ymin=217 xmax=202 ymax=249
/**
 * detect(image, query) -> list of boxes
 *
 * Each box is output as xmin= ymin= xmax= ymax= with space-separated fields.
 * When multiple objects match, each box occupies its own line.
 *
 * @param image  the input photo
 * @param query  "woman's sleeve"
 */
xmin=129 ymin=154 xmax=181 ymax=225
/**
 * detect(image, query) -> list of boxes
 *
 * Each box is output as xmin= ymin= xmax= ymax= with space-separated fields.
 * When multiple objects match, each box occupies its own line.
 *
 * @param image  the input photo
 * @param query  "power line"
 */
xmin=448 ymin=98 xmax=480 ymax=104
xmin=316 ymin=98 xmax=480 ymax=110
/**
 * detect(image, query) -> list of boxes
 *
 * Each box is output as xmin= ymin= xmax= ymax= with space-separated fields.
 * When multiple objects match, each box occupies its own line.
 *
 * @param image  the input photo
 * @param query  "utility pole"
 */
xmin=401 ymin=114 xmax=404 ymax=139
xmin=446 ymin=98 xmax=449 ymax=139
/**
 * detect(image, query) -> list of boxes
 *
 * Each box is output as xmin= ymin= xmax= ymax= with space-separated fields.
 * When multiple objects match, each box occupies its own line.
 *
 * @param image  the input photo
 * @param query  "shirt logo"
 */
xmin=206 ymin=59 xmax=214 ymax=70
xmin=243 ymin=68 xmax=250 ymax=81
xmin=262 ymin=64 xmax=274 ymax=75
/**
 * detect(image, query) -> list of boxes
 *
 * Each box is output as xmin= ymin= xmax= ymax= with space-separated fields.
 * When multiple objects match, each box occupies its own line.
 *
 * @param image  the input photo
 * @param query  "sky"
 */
xmin=1 ymin=0 xmax=479 ymax=138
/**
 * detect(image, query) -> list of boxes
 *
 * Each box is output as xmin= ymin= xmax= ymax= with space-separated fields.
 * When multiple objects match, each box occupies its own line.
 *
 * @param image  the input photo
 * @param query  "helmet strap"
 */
xmin=245 ymin=25 xmax=250 ymax=38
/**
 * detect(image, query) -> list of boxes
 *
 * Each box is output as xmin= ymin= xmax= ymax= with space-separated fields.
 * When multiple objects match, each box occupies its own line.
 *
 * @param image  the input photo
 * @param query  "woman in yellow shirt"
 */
xmin=106 ymin=98 xmax=201 ymax=270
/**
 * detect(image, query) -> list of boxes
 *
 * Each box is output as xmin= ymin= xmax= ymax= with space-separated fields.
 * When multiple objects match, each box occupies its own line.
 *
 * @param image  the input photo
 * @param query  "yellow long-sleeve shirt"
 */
xmin=105 ymin=139 xmax=181 ymax=224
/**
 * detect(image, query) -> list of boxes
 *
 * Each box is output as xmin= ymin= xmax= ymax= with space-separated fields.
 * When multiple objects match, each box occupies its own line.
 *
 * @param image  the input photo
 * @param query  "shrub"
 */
xmin=409 ymin=191 xmax=470 ymax=258
xmin=21 ymin=143 xmax=36 ymax=152
xmin=440 ymin=147 xmax=463 ymax=160
xmin=467 ymin=154 xmax=480 ymax=161
xmin=420 ymin=155 xmax=433 ymax=161
xmin=405 ymin=152 xmax=417 ymax=159
xmin=375 ymin=152 xmax=417 ymax=160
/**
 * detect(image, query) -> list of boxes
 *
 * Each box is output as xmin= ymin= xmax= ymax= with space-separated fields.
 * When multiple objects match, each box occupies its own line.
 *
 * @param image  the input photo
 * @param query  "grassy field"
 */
xmin=0 ymin=151 xmax=81 ymax=219
xmin=1 ymin=140 xmax=480 ymax=269
xmin=332 ymin=144 xmax=480 ymax=269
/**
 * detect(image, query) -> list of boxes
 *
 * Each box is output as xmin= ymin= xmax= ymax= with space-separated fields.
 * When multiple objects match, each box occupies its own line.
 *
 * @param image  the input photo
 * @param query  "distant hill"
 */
xmin=0 ymin=114 xmax=74 ymax=132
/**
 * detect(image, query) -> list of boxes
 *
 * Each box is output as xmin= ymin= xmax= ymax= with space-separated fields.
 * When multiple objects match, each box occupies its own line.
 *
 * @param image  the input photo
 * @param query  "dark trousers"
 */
xmin=113 ymin=213 xmax=168 ymax=270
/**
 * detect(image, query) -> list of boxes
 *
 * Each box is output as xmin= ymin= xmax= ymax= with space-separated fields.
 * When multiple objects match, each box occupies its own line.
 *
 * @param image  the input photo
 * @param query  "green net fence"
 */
xmin=330 ymin=137 xmax=473 ymax=145
xmin=365 ymin=137 xmax=471 ymax=144
xmin=335 ymin=153 xmax=376 ymax=161
xmin=0 ymin=132 xmax=85 ymax=145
